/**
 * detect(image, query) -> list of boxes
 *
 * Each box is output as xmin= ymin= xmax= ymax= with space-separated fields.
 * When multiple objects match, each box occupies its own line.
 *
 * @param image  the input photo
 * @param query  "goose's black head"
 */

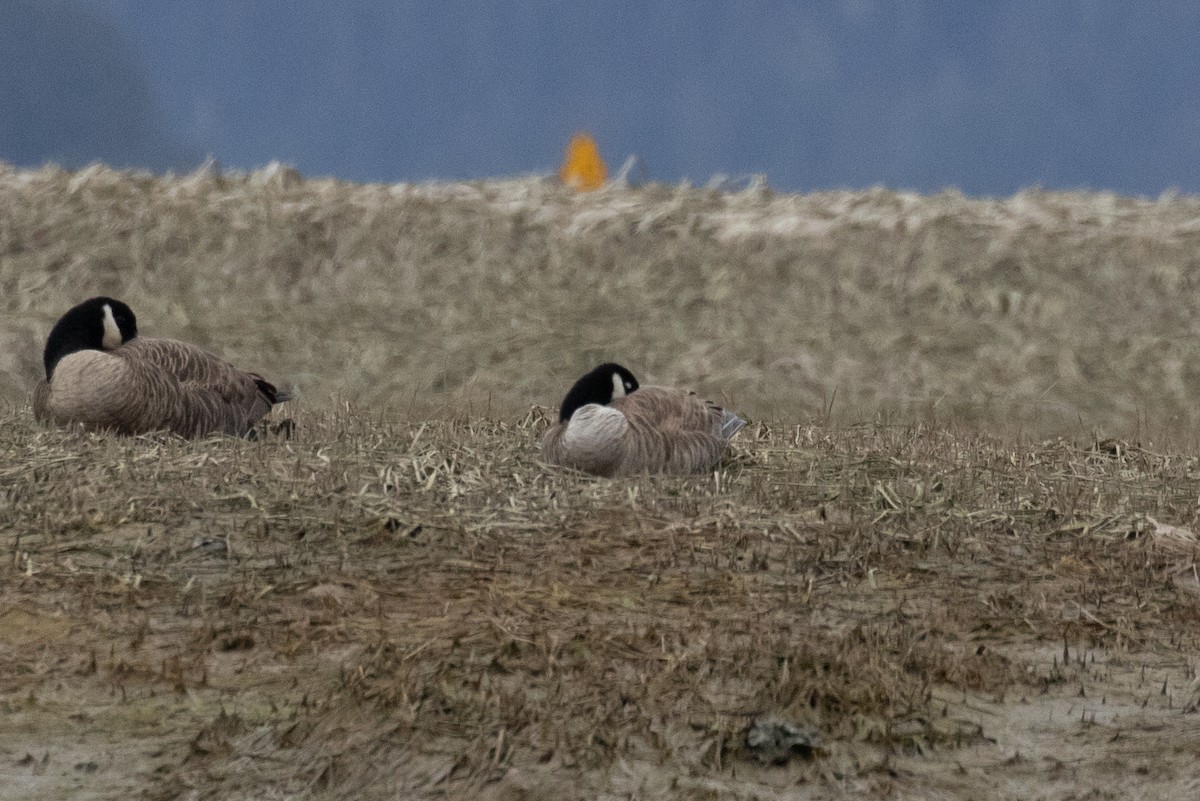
xmin=43 ymin=297 xmax=138 ymax=379
xmin=558 ymin=362 xmax=640 ymax=421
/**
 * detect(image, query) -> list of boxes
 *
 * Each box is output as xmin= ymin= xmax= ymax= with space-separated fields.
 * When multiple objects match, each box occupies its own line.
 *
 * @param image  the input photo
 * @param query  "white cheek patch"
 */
xmin=101 ymin=304 xmax=122 ymax=349
xmin=611 ymin=372 xmax=626 ymax=399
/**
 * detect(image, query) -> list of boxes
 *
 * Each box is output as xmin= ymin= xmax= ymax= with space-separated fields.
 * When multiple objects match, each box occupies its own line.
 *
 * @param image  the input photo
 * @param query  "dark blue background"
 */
xmin=6 ymin=1 xmax=1198 ymax=196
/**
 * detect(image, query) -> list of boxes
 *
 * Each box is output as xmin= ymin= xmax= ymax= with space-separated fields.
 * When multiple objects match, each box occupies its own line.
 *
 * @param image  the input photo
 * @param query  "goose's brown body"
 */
xmin=34 ymin=337 xmax=282 ymax=438
xmin=542 ymin=385 xmax=736 ymax=476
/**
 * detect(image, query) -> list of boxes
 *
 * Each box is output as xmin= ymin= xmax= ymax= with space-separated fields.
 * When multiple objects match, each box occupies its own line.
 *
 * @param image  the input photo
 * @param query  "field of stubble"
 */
xmin=2 ymin=163 xmax=1200 ymax=800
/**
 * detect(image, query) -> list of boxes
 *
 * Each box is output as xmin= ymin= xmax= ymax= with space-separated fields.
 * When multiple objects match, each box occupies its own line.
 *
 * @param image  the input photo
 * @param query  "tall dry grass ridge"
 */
xmin=4 ymin=162 xmax=1200 ymax=435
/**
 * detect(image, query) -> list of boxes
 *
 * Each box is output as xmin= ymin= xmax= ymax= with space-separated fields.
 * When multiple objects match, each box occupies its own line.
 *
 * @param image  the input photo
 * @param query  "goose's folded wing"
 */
xmin=608 ymin=391 xmax=716 ymax=473
xmin=614 ymin=386 xmax=722 ymax=433
xmin=170 ymin=381 xmax=272 ymax=437
xmin=111 ymin=362 xmax=272 ymax=437
xmin=120 ymin=338 xmax=276 ymax=406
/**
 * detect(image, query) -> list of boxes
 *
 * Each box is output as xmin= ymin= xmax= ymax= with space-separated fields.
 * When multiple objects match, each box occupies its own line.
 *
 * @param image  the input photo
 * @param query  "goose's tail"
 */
xmin=720 ymin=409 xmax=746 ymax=440
xmin=254 ymin=377 xmax=296 ymax=405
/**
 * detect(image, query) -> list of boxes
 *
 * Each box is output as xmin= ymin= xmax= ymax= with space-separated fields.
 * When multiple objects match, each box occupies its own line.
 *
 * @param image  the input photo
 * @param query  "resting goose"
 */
xmin=33 ymin=297 xmax=291 ymax=438
xmin=542 ymin=362 xmax=745 ymax=476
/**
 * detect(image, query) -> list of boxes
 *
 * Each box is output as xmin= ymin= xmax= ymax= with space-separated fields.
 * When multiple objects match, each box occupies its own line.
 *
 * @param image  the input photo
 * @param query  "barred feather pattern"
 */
xmin=33 ymin=338 xmax=280 ymax=437
xmin=542 ymin=385 xmax=739 ymax=476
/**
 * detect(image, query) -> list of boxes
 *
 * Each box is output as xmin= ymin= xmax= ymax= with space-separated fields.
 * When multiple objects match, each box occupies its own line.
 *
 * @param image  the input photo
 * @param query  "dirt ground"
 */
xmin=3 ymin=412 xmax=1200 ymax=800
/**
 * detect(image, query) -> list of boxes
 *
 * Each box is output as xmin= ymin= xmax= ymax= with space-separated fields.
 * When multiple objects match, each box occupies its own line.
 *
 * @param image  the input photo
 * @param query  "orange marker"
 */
xmin=559 ymin=133 xmax=607 ymax=191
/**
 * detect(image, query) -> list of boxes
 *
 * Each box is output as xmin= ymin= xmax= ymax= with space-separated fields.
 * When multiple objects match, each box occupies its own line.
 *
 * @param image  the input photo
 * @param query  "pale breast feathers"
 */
xmin=542 ymin=404 xmax=630 ymax=476
xmin=34 ymin=350 xmax=135 ymax=431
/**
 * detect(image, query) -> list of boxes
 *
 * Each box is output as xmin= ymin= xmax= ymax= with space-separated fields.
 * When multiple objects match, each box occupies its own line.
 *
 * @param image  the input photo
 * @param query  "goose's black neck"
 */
xmin=43 ymin=297 xmax=138 ymax=379
xmin=558 ymin=362 xmax=640 ymax=421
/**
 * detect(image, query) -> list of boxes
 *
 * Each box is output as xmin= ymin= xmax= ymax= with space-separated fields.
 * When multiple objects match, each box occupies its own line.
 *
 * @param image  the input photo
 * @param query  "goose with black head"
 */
xmin=542 ymin=362 xmax=745 ymax=476
xmin=34 ymin=297 xmax=292 ymax=438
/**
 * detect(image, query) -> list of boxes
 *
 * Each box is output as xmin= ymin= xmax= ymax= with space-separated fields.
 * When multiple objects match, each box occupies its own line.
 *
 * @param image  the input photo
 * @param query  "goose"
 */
xmin=33 ymin=297 xmax=292 ymax=438
xmin=541 ymin=362 xmax=745 ymax=476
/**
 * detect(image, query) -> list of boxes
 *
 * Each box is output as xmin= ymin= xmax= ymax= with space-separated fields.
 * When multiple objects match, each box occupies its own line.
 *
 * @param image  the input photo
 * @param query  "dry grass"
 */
xmin=4 ymin=164 xmax=1200 ymax=799
xmin=5 ymin=162 xmax=1200 ymax=434
xmin=3 ymin=409 xmax=1200 ymax=799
